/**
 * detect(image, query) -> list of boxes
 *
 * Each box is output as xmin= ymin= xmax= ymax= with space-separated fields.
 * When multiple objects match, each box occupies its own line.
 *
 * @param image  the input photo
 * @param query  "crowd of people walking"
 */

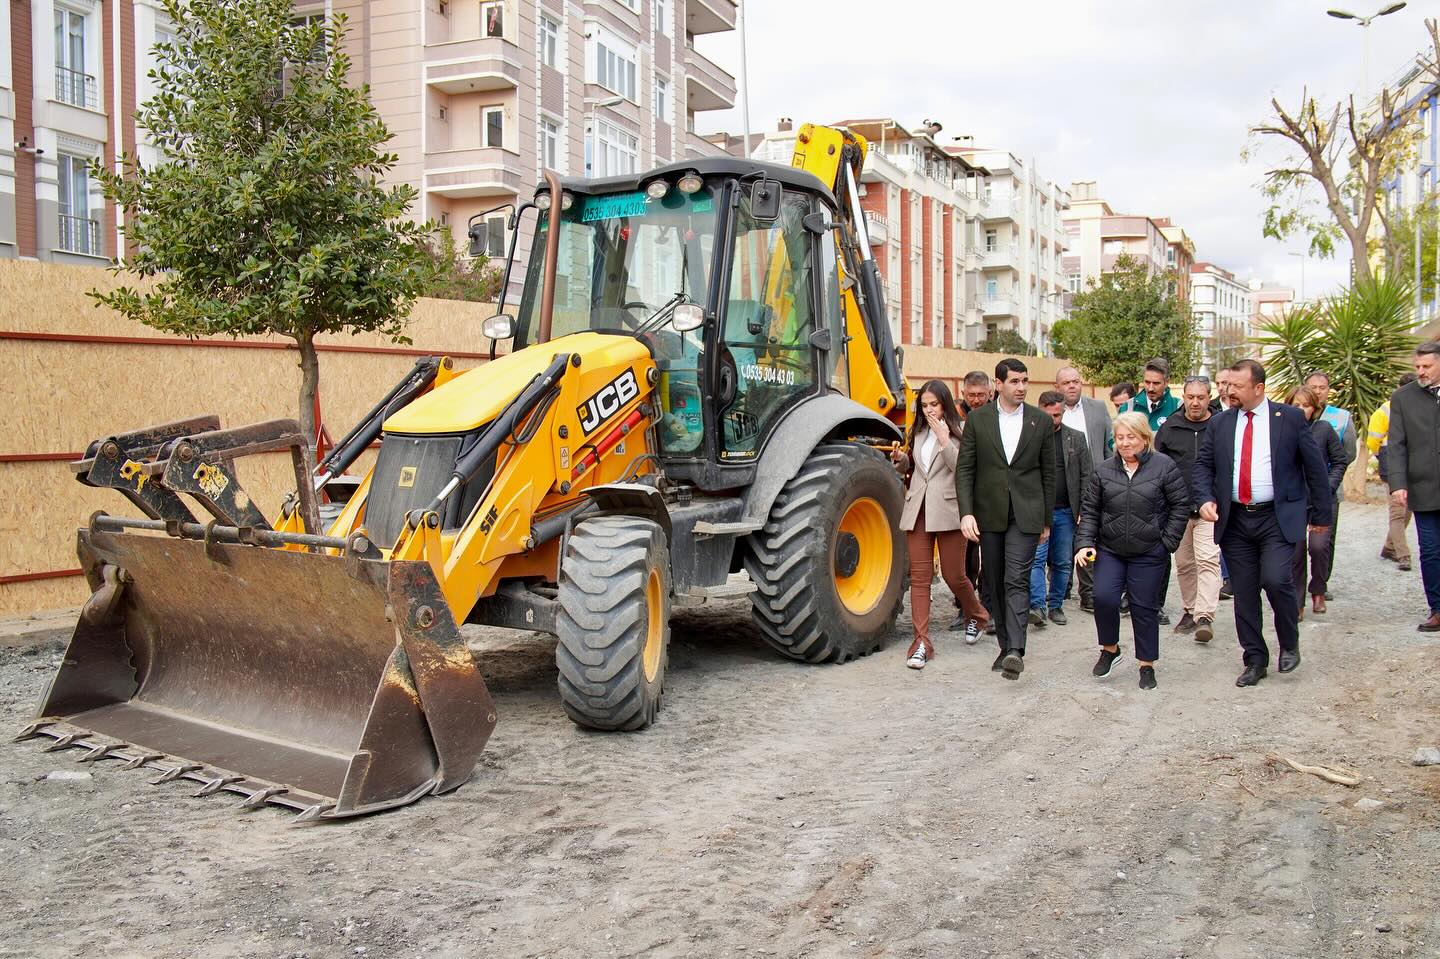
xmin=895 ymin=346 xmax=1435 ymax=689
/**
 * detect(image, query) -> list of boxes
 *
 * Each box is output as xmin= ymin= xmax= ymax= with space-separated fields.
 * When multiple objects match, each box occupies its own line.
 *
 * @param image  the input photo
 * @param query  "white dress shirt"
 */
xmin=1061 ymin=401 xmax=1088 ymax=447
xmin=997 ymin=400 xmax=1025 ymax=464
xmin=1232 ymin=399 xmax=1275 ymax=504
xmin=917 ymin=428 xmax=939 ymax=473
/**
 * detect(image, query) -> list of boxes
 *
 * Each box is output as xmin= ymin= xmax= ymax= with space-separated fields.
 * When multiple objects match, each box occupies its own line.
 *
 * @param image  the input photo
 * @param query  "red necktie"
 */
xmin=1238 ymin=410 xmax=1254 ymax=504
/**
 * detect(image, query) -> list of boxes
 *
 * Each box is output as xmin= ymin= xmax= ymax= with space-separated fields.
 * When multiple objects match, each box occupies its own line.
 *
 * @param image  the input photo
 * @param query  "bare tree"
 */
xmin=1248 ymin=18 xmax=1439 ymax=282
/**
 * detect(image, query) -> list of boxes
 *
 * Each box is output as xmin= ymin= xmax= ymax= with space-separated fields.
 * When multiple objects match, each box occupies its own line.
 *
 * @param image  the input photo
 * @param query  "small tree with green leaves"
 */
xmin=977 ymin=328 xmax=1031 ymax=356
xmin=423 ymin=225 xmax=503 ymax=303
xmin=91 ymin=0 xmax=433 ymax=447
xmin=1049 ymin=254 xmax=1198 ymax=386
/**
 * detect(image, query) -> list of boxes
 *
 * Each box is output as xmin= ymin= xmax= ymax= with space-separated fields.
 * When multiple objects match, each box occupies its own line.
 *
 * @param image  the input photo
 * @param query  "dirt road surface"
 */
xmin=3 ymin=502 xmax=1439 ymax=958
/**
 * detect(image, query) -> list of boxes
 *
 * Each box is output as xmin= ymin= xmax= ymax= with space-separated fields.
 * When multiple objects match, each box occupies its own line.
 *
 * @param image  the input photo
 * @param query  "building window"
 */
xmin=654 ymin=76 xmax=669 ymax=119
xmin=591 ymin=118 xmax=638 ymax=176
xmin=481 ymin=1 xmax=504 ymax=38
xmin=653 ymin=0 xmax=669 ymax=35
xmin=483 ymin=106 xmax=504 ymax=149
xmin=1066 ymin=273 xmax=1081 ymax=293
xmin=984 ymin=228 xmax=997 ymax=252
xmin=54 ymin=7 xmax=96 ymax=108
xmin=438 ymin=104 xmax=448 ymax=121
xmin=986 ymin=278 xmax=999 ymax=300
xmin=590 ymin=29 xmax=637 ymax=102
xmin=540 ymin=115 xmax=560 ymax=171
xmin=538 ymin=14 xmax=559 ymax=68
xmin=288 ymin=12 xmax=327 ymax=63
xmin=57 ymin=153 xmax=99 ymax=255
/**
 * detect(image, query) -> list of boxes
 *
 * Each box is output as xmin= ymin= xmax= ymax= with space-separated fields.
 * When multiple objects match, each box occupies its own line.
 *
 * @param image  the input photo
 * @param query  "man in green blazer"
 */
xmin=957 ymin=357 xmax=1057 ymax=680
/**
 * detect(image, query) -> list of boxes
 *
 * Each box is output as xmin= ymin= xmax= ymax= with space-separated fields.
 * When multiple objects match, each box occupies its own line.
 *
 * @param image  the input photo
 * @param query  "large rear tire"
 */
xmin=556 ymin=516 xmax=671 ymax=731
xmin=745 ymin=442 xmax=906 ymax=663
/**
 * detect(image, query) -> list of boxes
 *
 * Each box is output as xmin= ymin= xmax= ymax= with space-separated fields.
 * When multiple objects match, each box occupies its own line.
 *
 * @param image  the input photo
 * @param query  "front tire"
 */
xmin=745 ymin=443 xmax=906 ymax=663
xmin=556 ymin=516 xmax=670 ymax=731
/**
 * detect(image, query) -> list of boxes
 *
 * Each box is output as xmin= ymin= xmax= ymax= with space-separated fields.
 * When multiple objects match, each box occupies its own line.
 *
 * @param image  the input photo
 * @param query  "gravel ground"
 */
xmin=2 ymin=501 xmax=1438 ymax=958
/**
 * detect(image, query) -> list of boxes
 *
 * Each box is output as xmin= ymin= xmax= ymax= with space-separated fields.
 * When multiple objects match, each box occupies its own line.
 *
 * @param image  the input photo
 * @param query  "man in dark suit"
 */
xmin=956 ymin=357 xmax=1056 ymax=681
xmin=1056 ymin=366 xmax=1111 ymax=613
xmin=1193 ymin=359 xmax=1332 ymax=687
xmin=1383 ymin=341 xmax=1440 ymax=631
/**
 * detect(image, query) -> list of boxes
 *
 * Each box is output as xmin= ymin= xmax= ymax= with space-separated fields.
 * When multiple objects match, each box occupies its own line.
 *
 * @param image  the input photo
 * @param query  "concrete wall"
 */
xmin=0 ymin=258 xmax=499 ymax=615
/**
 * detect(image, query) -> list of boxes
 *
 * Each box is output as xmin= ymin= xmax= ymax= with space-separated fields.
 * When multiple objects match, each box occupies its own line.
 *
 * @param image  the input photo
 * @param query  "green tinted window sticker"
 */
xmin=579 ymin=192 xmax=649 ymax=222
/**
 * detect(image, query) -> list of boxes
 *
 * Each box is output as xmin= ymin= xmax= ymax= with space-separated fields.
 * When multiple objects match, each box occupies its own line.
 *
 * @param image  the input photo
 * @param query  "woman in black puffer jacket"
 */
xmin=1074 ymin=411 xmax=1191 ymax=690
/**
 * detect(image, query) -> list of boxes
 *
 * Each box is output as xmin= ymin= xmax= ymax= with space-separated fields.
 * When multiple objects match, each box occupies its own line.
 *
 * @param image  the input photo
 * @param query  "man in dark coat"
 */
xmin=1194 ymin=360 xmax=1332 ymax=687
xmin=1384 ymin=342 xmax=1440 ymax=631
xmin=956 ymin=358 xmax=1056 ymax=680
xmin=1031 ymin=391 xmax=1093 ymax=626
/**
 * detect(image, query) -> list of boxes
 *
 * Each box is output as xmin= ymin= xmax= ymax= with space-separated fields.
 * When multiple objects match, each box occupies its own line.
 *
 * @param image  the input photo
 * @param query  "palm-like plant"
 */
xmin=1256 ymin=274 xmax=1417 ymax=495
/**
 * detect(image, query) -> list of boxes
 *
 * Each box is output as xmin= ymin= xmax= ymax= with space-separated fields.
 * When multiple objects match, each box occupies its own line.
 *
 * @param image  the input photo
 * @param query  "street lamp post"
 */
xmin=1326 ymin=3 xmax=1407 ymax=100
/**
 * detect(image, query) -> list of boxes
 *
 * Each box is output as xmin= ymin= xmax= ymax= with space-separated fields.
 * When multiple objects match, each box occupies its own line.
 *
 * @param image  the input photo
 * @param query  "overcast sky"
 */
xmin=693 ymin=1 xmax=1434 ymax=300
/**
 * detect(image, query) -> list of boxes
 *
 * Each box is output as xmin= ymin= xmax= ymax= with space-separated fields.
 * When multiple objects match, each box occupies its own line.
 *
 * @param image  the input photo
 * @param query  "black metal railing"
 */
xmin=58 ymin=214 xmax=100 ymax=256
xmin=56 ymin=66 xmax=98 ymax=108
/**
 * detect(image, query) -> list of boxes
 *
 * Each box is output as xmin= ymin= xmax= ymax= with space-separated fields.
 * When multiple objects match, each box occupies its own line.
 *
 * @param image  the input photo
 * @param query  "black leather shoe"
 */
xmin=1001 ymin=650 xmax=1025 ymax=681
xmin=1278 ymin=648 xmax=1300 ymax=673
xmin=991 ymin=652 xmax=1007 ymax=672
xmin=1236 ymin=664 xmax=1267 ymax=687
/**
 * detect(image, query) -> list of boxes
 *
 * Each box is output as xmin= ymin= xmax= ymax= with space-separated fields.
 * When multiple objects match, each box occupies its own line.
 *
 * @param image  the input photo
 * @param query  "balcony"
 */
xmin=864 ymin=211 xmax=889 ymax=245
xmin=424 ymin=37 xmax=522 ymax=94
xmin=982 ymin=297 xmax=1018 ymax=318
xmin=982 ymin=244 xmax=1019 ymax=270
xmin=683 ymin=43 xmax=736 ymax=112
xmin=424 ymin=147 xmax=527 ymax=198
xmin=684 ymin=130 xmax=726 ymax=159
xmin=684 ymin=0 xmax=736 ymax=35
xmin=58 ymin=214 xmax=100 ymax=256
xmin=55 ymin=67 xmax=98 ymax=109
xmin=983 ymin=192 xmax=1018 ymax=222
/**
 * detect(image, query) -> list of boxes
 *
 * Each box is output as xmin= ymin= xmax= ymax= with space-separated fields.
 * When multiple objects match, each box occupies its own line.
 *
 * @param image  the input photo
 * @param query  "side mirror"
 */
xmin=750 ymin=179 xmax=782 ymax=221
xmin=672 ymin=304 xmax=705 ymax=333
xmin=468 ymin=223 xmax=487 ymax=258
xmin=482 ymin=314 xmax=516 ymax=340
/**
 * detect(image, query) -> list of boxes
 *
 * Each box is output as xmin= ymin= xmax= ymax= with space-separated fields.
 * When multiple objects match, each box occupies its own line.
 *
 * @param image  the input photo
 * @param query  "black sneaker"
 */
xmin=964 ymin=620 xmax=982 ymax=645
xmin=1079 ymin=598 xmax=1095 ymax=613
xmin=1174 ymin=612 xmax=1196 ymax=633
xmin=1138 ymin=666 xmax=1157 ymax=690
xmin=1092 ymin=647 xmax=1124 ymax=678
xmin=1219 ymin=579 xmax=1233 ymax=601
xmin=1048 ymin=607 xmax=1067 ymax=626
xmin=1001 ymin=651 xmax=1025 ymax=680
xmin=1157 ymin=609 xmax=1171 ymax=626
xmin=1028 ymin=607 xmax=1046 ymax=628
xmin=1194 ymin=616 xmax=1214 ymax=643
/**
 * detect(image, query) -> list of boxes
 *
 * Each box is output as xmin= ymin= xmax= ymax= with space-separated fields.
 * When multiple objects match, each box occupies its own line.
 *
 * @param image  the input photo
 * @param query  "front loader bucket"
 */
xmin=19 ymin=523 xmax=497 ymax=820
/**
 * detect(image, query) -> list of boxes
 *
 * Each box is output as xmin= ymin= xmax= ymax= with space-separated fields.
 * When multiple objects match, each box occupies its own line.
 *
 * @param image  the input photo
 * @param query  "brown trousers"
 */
xmin=1386 ymin=483 xmax=1413 ymax=562
xmin=907 ymin=505 xmax=988 ymax=654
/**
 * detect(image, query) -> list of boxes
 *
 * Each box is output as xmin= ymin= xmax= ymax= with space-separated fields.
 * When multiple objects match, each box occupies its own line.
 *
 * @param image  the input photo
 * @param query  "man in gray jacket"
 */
xmin=1056 ymin=366 xmax=1112 ymax=613
xmin=1386 ymin=342 xmax=1440 ymax=631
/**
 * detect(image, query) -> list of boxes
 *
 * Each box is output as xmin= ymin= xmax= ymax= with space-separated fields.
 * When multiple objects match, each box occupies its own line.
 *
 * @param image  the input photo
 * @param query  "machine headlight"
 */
xmin=677 ymin=171 xmax=703 ymax=194
xmin=645 ymin=180 xmax=670 ymax=199
xmin=535 ymin=192 xmax=552 ymax=211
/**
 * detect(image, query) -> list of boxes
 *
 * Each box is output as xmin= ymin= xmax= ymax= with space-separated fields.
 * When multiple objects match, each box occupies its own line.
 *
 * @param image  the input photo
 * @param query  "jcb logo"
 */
xmin=577 ymin=369 xmax=640 ymax=435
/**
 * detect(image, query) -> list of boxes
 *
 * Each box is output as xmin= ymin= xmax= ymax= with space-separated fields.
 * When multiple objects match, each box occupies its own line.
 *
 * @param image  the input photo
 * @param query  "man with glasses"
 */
xmin=1156 ymin=376 xmax=1221 ymax=641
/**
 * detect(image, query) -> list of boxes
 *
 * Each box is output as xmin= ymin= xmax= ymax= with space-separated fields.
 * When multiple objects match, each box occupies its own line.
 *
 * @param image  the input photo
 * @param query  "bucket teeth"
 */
xmin=41 ymin=733 xmax=82 ymax=752
xmin=77 ymin=743 xmax=123 ymax=763
xmin=121 ymin=752 xmax=165 ymax=770
xmin=149 ymin=763 xmax=202 ymax=785
xmin=236 ymin=786 xmax=288 ymax=810
xmin=14 ymin=722 xmax=53 ymax=742
xmin=192 ymin=775 xmax=245 ymax=797
xmin=293 ymin=802 xmax=336 ymax=825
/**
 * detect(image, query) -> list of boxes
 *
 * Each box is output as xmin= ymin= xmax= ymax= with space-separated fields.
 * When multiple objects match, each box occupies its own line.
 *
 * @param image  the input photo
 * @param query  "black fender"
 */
xmin=577 ymin=482 xmax=672 ymax=542
xmin=741 ymin=394 xmax=902 ymax=527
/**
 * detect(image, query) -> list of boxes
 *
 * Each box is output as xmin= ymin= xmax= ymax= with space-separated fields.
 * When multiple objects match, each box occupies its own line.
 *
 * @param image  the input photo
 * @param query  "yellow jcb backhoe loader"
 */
xmin=19 ymin=124 xmax=912 ymax=820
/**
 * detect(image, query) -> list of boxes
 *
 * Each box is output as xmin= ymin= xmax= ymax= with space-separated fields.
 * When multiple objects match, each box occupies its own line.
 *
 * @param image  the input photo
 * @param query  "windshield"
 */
xmin=516 ymin=186 xmax=719 ymax=342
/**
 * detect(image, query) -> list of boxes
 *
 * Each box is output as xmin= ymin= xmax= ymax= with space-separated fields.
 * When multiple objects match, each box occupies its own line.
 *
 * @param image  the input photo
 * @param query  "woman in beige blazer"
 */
xmin=890 ymin=380 xmax=990 ymax=669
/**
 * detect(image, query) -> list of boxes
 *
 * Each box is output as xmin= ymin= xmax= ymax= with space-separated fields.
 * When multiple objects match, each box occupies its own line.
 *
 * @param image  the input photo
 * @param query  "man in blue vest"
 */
xmin=1304 ymin=371 xmax=1357 ymax=597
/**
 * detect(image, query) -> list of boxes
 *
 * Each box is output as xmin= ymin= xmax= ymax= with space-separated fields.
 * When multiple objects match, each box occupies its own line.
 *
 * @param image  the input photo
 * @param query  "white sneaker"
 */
xmin=907 ymin=648 xmax=928 ymax=669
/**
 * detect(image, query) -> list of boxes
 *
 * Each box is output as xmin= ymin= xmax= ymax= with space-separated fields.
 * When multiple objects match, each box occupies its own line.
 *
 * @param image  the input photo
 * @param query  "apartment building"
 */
xmin=1062 ymin=181 xmax=1175 ymax=292
xmin=750 ymin=118 xmax=993 ymax=350
xmin=951 ymin=146 xmax=1070 ymax=354
xmin=0 ymin=0 xmax=738 ymax=266
xmin=1190 ymin=262 xmax=1254 ymax=376
xmin=1156 ymin=217 xmax=1195 ymax=302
